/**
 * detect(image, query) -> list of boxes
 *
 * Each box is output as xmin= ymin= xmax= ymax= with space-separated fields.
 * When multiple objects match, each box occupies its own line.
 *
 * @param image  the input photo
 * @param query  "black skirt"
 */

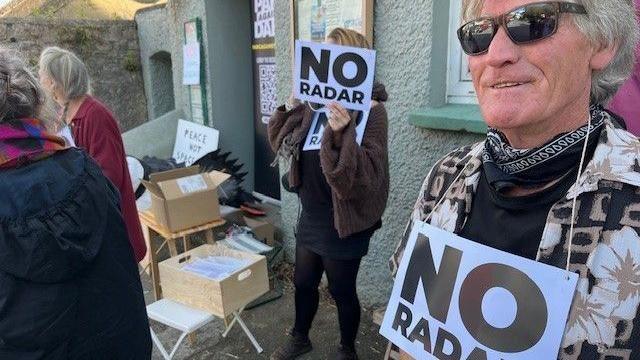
xmin=296 ymin=209 xmax=380 ymax=260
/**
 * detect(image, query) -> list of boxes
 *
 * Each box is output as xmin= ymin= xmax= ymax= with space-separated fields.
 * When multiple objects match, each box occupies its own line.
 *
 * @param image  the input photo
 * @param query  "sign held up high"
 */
xmin=294 ymin=40 xmax=376 ymax=112
xmin=380 ymin=221 xmax=578 ymax=360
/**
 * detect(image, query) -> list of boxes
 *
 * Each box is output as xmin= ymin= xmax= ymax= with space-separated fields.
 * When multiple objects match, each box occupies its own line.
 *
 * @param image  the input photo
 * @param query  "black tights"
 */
xmin=292 ymin=245 xmax=362 ymax=349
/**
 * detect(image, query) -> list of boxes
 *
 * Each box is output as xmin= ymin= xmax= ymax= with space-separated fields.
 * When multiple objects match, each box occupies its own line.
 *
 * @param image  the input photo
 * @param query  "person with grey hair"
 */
xmin=38 ymin=46 xmax=147 ymax=263
xmin=389 ymin=0 xmax=640 ymax=358
xmin=0 ymin=48 xmax=151 ymax=358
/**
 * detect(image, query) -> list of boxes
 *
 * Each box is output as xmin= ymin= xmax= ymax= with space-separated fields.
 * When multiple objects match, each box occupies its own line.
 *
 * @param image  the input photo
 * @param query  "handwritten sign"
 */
xmin=380 ymin=222 xmax=578 ymax=360
xmin=172 ymin=119 xmax=219 ymax=166
xmin=183 ymin=42 xmax=201 ymax=85
xmin=294 ymin=40 xmax=375 ymax=112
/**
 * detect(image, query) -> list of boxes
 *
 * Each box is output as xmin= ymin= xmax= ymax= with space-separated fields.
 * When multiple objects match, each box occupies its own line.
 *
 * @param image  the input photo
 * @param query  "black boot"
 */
xmin=334 ymin=344 xmax=358 ymax=360
xmin=270 ymin=331 xmax=313 ymax=360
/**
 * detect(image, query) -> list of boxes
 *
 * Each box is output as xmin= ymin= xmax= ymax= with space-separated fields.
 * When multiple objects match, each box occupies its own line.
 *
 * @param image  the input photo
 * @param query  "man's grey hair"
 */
xmin=39 ymin=46 xmax=91 ymax=102
xmin=461 ymin=0 xmax=640 ymax=105
xmin=0 ymin=47 xmax=45 ymax=123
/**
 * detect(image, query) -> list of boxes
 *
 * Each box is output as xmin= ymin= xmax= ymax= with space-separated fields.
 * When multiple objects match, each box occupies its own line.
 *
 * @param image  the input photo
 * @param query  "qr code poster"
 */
xmin=258 ymin=60 xmax=277 ymax=116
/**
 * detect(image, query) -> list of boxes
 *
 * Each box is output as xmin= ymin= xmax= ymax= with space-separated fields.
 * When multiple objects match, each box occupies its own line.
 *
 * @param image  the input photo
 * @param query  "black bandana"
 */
xmin=482 ymin=105 xmax=609 ymax=192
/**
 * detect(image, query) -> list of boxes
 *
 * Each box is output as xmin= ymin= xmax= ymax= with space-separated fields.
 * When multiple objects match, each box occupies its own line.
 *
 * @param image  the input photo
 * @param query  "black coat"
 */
xmin=0 ymin=149 xmax=151 ymax=359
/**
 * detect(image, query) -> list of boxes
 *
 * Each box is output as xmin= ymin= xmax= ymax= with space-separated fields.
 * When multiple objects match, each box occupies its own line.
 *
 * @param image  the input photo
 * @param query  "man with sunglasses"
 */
xmin=390 ymin=0 xmax=640 ymax=358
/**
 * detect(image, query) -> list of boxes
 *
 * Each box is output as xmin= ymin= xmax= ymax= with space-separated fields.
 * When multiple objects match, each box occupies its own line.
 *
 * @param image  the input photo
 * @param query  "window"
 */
xmin=447 ymin=0 xmax=477 ymax=104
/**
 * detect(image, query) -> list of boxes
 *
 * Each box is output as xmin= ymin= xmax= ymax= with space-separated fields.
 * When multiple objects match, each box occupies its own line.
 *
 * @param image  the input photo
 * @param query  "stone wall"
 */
xmin=274 ymin=0 xmax=484 ymax=305
xmin=0 ymin=17 xmax=148 ymax=131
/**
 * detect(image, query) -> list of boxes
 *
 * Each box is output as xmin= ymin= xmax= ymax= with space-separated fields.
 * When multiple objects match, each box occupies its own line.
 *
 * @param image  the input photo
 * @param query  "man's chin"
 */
xmin=480 ymin=107 xmax=529 ymax=131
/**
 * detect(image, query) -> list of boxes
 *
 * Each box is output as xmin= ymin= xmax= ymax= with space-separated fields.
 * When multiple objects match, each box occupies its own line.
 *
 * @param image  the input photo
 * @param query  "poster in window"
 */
xmin=292 ymin=0 xmax=373 ymax=45
xmin=310 ymin=3 xmax=327 ymax=41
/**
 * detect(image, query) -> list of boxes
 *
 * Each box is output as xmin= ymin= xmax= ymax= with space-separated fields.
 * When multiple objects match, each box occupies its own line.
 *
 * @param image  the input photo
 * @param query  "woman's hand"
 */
xmin=326 ymin=102 xmax=351 ymax=132
xmin=286 ymin=93 xmax=301 ymax=110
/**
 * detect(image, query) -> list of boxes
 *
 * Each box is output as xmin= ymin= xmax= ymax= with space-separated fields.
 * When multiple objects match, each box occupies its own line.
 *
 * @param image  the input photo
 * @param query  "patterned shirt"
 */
xmin=390 ymin=117 xmax=640 ymax=359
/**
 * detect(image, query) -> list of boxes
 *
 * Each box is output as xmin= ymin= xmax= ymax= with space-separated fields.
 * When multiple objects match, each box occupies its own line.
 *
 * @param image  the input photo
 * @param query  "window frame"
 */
xmin=446 ymin=0 xmax=477 ymax=105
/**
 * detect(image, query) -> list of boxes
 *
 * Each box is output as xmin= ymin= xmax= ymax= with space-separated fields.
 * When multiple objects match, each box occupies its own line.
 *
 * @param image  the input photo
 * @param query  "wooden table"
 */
xmin=138 ymin=211 xmax=226 ymax=301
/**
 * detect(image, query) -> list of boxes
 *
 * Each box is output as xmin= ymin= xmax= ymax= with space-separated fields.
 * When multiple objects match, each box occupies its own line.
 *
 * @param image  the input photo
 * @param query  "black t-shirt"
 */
xmin=298 ymin=148 xmax=333 ymax=216
xmin=296 ymin=147 xmax=379 ymax=260
xmin=459 ymin=168 xmax=578 ymax=260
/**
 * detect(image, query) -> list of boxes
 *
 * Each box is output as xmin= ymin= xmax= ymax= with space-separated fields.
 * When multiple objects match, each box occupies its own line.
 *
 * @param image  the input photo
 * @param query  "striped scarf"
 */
xmin=0 ymin=118 xmax=67 ymax=169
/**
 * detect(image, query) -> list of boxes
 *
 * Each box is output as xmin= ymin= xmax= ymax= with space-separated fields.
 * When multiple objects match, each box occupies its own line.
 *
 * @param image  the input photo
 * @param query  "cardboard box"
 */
xmin=142 ymin=167 xmax=230 ymax=232
xmin=159 ymin=244 xmax=269 ymax=317
xmin=222 ymin=209 xmax=276 ymax=246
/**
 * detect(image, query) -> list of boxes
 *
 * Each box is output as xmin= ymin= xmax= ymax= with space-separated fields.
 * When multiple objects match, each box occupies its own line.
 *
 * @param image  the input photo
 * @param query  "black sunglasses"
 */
xmin=457 ymin=1 xmax=587 ymax=56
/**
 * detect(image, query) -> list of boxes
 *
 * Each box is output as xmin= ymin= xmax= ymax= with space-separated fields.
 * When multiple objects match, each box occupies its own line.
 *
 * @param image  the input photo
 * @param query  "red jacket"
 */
xmin=71 ymin=96 xmax=147 ymax=262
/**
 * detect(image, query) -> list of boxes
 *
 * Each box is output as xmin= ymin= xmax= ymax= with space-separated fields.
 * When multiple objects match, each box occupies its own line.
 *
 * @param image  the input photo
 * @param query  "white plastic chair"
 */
xmin=147 ymin=299 xmax=215 ymax=360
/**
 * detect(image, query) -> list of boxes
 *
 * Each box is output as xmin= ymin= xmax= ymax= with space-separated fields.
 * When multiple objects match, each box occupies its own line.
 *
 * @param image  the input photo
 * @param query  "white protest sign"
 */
xmin=380 ymin=221 xmax=578 ymax=360
xmin=183 ymin=43 xmax=201 ymax=85
xmin=302 ymin=109 xmax=369 ymax=151
xmin=294 ymin=40 xmax=376 ymax=112
xmin=172 ymin=119 xmax=219 ymax=166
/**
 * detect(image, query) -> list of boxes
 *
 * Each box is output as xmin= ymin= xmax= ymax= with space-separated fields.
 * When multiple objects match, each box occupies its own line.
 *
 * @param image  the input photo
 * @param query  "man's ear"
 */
xmin=590 ymin=41 xmax=618 ymax=71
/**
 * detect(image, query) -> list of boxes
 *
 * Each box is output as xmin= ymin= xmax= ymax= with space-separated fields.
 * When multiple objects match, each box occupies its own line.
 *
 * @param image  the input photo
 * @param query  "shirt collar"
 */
xmin=71 ymin=96 xmax=92 ymax=122
xmin=566 ymin=118 xmax=640 ymax=198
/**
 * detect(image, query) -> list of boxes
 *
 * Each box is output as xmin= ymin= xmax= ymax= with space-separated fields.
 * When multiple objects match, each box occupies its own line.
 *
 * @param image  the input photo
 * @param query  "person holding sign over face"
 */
xmin=268 ymin=28 xmax=389 ymax=360
xmin=387 ymin=0 xmax=640 ymax=359
xmin=38 ymin=47 xmax=147 ymax=263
